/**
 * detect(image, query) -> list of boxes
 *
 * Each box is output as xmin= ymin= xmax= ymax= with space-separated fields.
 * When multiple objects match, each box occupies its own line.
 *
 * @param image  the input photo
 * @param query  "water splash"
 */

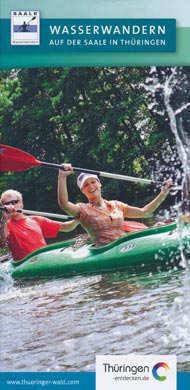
xmin=161 ymin=68 xmax=190 ymax=275
xmin=143 ymin=66 xmax=190 ymax=352
xmin=163 ymin=68 xmax=190 ymax=219
xmin=143 ymin=67 xmax=190 ymax=256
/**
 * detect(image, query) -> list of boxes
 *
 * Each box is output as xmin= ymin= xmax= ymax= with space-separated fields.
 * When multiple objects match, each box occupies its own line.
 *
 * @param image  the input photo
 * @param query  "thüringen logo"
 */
xmin=152 ymin=362 xmax=170 ymax=381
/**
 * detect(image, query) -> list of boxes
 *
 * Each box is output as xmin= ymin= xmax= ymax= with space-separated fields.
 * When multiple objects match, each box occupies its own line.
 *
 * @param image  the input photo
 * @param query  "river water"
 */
xmin=0 ymin=260 xmax=190 ymax=372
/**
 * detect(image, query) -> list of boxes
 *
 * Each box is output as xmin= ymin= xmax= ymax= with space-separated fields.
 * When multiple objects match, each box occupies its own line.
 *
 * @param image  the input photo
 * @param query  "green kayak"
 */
xmin=10 ymin=223 xmax=189 ymax=282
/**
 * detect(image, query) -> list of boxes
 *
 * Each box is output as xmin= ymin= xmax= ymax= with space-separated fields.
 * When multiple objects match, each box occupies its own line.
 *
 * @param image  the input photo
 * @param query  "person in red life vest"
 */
xmin=0 ymin=190 xmax=79 ymax=261
xmin=57 ymin=164 xmax=172 ymax=247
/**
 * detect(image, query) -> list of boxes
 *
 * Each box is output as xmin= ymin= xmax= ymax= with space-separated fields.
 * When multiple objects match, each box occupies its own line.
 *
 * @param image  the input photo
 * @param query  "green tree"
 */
xmin=1 ymin=66 xmax=188 ymax=214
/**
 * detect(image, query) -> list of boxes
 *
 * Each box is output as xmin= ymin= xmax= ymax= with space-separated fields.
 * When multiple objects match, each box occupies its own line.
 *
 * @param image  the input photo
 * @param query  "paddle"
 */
xmin=0 ymin=144 xmax=162 ymax=185
xmin=123 ymin=220 xmax=148 ymax=232
xmin=0 ymin=207 xmax=73 ymax=220
xmin=0 ymin=205 xmax=153 ymax=235
xmin=27 ymin=16 xmax=37 ymax=24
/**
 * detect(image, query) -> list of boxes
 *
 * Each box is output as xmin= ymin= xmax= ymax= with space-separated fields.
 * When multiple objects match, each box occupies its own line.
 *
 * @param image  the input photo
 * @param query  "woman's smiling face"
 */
xmin=81 ymin=178 xmax=101 ymax=199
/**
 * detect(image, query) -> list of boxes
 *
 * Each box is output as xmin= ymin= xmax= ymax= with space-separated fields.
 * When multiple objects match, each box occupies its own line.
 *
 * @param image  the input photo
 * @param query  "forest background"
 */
xmin=1 ymin=66 xmax=190 ymax=236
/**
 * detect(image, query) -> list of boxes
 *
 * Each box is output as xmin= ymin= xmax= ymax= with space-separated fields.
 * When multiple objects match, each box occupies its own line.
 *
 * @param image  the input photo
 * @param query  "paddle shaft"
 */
xmin=0 ymin=207 xmax=73 ymax=220
xmin=41 ymin=162 xmax=162 ymax=185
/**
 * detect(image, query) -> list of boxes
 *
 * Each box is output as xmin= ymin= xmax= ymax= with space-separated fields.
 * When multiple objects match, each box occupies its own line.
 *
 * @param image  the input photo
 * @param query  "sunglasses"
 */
xmin=3 ymin=199 xmax=19 ymax=206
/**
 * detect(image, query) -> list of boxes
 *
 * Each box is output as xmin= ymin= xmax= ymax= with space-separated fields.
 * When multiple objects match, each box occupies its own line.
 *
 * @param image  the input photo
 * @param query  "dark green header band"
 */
xmin=1 ymin=18 xmax=176 ymax=53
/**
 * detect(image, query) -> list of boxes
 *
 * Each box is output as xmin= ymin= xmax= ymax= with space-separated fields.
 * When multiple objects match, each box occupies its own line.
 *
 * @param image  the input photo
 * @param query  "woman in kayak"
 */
xmin=0 ymin=189 xmax=79 ymax=261
xmin=58 ymin=164 xmax=172 ymax=247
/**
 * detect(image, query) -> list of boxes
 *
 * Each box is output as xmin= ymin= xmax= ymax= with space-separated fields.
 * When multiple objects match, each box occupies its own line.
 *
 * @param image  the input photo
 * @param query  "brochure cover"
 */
xmin=0 ymin=1 xmax=190 ymax=390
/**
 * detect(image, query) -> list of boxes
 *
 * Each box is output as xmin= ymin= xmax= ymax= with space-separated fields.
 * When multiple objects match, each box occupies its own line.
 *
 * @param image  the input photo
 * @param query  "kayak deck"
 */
xmin=10 ymin=223 xmax=187 ymax=281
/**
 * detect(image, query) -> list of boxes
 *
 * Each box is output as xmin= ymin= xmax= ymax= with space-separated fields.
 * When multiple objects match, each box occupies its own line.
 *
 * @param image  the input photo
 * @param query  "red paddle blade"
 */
xmin=0 ymin=144 xmax=41 ymax=172
xmin=123 ymin=221 xmax=148 ymax=232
